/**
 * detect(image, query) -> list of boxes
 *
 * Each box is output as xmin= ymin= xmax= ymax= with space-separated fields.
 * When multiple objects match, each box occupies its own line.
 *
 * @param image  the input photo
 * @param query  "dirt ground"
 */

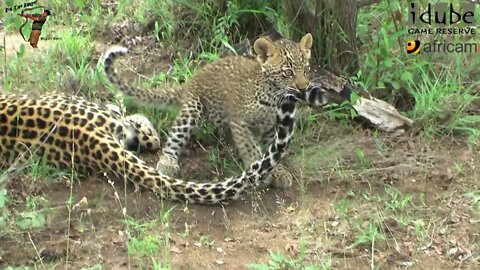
xmin=0 ymin=35 xmax=479 ymax=269
xmin=1 ymin=121 xmax=479 ymax=269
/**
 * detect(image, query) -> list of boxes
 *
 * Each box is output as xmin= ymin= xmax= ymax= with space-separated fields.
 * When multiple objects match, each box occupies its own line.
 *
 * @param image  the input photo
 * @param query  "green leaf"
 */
xmin=221 ymin=40 xmax=237 ymax=55
xmin=0 ymin=189 xmax=7 ymax=208
xmin=16 ymin=44 xmax=25 ymax=58
xmin=390 ymin=81 xmax=401 ymax=90
xmin=16 ymin=217 xmax=32 ymax=230
xmin=382 ymin=58 xmax=394 ymax=68
xmin=75 ymin=0 xmax=87 ymax=9
xmin=350 ymin=108 xmax=358 ymax=118
xmin=31 ymin=213 xmax=45 ymax=228
xmin=400 ymin=71 xmax=413 ymax=82
xmin=270 ymin=251 xmax=284 ymax=262
xmin=246 ymin=264 xmax=269 ymax=270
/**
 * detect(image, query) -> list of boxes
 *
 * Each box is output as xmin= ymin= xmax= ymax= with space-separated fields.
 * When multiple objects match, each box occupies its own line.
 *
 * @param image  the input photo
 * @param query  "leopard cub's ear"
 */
xmin=254 ymin=37 xmax=279 ymax=64
xmin=299 ymin=33 xmax=313 ymax=59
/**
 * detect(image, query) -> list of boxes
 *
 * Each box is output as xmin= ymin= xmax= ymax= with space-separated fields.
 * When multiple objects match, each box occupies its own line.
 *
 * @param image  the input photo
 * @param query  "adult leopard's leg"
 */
xmin=157 ymin=96 xmax=203 ymax=175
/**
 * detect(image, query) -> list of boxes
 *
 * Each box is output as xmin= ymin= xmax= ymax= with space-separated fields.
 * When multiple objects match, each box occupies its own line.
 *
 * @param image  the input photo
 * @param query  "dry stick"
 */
xmin=28 ymin=232 xmax=47 ymax=270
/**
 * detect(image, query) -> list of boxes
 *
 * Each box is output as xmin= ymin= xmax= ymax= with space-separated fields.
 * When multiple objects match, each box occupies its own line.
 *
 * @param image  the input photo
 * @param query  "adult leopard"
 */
xmin=0 ymin=91 xmax=299 ymax=204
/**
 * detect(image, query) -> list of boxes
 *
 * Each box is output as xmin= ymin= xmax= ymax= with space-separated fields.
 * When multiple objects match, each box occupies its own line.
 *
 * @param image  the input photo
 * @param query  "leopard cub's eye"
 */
xmin=304 ymin=65 xmax=311 ymax=73
xmin=283 ymin=69 xmax=294 ymax=77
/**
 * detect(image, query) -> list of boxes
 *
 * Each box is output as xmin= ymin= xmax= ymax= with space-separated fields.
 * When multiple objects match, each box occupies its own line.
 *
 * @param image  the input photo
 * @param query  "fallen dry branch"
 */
xmin=311 ymin=69 xmax=414 ymax=135
xmin=353 ymin=97 xmax=414 ymax=136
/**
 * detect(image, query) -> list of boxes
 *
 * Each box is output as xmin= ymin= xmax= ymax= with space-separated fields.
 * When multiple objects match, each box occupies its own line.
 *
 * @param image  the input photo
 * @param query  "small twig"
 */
xmin=305 ymin=160 xmax=425 ymax=176
xmin=119 ymin=61 xmax=150 ymax=80
xmin=325 ymin=247 xmax=363 ymax=258
xmin=28 ymin=232 xmax=47 ymax=270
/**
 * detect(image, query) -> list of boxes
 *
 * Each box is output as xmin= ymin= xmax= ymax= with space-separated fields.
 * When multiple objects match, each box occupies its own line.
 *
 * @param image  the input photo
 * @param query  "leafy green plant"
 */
xmin=173 ymin=0 xmax=242 ymax=54
xmin=29 ymin=159 xmax=67 ymax=182
xmin=464 ymin=191 xmax=480 ymax=210
xmin=129 ymin=234 xmax=162 ymax=257
xmin=354 ymin=147 xmax=372 ymax=168
xmin=247 ymin=251 xmax=328 ymax=270
xmin=151 ymin=257 xmax=172 ymax=270
xmin=53 ymin=31 xmax=94 ymax=69
xmin=350 ymin=220 xmax=385 ymax=249
xmin=15 ymin=195 xmax=48 ymax=230
xmin=334 ymin=198 xmax=351 ymax=213
xmin=384 ymin=186 xmax=413 ymax=213
xmin=81 ymin=264 xmax=104 ymax=270
xmin=123 ymin=207 xmax=175 ymax=265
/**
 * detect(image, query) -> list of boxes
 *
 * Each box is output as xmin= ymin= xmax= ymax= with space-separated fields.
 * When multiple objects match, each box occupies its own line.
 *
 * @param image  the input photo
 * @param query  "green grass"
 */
xmin=124 ymin=206 xmax=175 ymax=268
xmin=247 ymin=250 xmax=331 ymax=270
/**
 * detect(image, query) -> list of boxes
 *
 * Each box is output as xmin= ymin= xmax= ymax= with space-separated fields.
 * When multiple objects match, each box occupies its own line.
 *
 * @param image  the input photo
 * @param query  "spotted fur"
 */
xmin=0 ymin=92 xmax=298 ymax=204
xmin=104 ymin=103 xmax=160 ymax=151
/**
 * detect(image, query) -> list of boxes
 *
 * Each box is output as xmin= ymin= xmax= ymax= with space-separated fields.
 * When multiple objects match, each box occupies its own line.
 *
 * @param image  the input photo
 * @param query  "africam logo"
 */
xmin=406 ymin=40 xmax=421 ymax=54
xmin=406 ymin=39 xmax=480 ymax=54
xmin=4 ymin=1 xmax=52 ymax=48
xmin=406 ymin=2 xmax=479 ymax=55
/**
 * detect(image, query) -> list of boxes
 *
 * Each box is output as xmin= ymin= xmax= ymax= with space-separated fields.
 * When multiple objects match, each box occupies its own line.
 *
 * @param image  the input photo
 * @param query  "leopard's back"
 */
xmin=0 ymin=94 xmax=135 ymax=172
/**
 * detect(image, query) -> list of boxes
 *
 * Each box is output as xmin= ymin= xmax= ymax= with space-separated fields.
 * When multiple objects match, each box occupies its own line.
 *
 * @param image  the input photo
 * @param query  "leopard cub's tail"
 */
xmin=103 ymin=46 xmax=179 ymax=105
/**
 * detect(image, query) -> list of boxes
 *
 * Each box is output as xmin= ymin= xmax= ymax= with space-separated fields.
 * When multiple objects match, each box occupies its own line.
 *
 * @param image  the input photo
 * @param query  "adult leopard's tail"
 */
xmin=103 ymin=46 xmax=179 ymax=105
xmin=116 ymin=97 xmax=297 ymax=204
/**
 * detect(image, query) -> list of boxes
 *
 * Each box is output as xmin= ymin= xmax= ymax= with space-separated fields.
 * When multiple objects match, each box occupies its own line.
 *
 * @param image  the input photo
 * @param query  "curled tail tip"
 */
xmin=103 ymin=46 xmax=129 ymax=65
xmin=106 ymin=46 xmax=128 ymax=56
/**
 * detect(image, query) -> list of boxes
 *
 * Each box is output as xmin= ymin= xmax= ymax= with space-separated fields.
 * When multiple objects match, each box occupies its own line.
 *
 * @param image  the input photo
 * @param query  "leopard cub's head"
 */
xmin=254 ymin=33 xmax=313 ymax=94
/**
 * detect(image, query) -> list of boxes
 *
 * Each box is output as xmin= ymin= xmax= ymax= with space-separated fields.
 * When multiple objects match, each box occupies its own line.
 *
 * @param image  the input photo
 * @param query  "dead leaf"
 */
xmin=170 ymin=246 xmax=182 ymax=254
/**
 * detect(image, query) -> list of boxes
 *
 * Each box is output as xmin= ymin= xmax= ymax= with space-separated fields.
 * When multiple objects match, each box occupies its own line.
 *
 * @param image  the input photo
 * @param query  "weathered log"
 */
xmin=310 ymin=69 xmax=414 ymax=135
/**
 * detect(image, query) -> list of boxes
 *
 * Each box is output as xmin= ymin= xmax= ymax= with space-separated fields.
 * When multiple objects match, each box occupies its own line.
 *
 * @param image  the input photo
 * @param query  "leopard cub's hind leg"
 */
xmin=229 ymin=118 xmax=295 ymax=188
xmin=157 ymin=96 xmax=203 ymax=175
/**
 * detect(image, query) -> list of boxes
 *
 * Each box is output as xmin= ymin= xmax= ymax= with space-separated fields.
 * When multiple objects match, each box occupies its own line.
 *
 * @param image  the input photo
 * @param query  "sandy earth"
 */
xmin=1 ymin=121 xmax=478 ymax=269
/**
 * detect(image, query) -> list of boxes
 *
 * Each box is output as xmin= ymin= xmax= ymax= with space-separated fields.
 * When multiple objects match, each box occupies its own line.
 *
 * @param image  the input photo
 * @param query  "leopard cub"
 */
xmin=104 ymin=33 xmax=313 ymax=188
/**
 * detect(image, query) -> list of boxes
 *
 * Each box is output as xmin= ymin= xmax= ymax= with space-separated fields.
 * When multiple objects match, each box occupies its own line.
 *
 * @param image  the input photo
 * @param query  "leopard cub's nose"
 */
xmin=294 ymin=79 xmax=309 ymax=91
